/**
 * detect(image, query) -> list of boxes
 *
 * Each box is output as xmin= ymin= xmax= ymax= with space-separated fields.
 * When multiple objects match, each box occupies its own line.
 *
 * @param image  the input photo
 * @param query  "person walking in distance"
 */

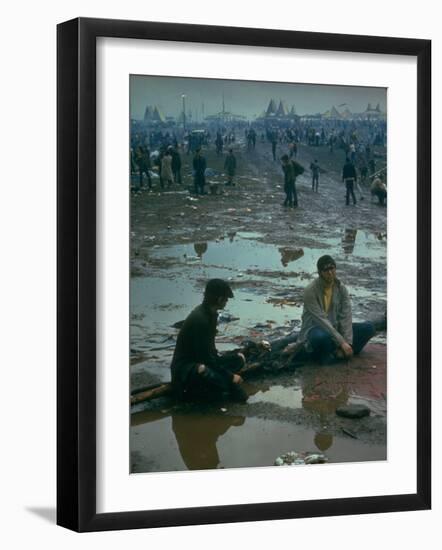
xmin=193 ymin=147 xmax=207 ymax=195
xmin=224 ymin=149 xmax=237 ymax=186
xmin=342 ymin=157 xmax=358 ymax=205
xmin=310 ymin=159 xmax=320 ymax=192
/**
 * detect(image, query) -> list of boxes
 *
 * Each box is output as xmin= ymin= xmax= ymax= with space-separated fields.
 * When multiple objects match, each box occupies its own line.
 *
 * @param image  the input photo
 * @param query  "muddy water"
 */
xmin=130 ymin=230 xmax=386 ymax=363
xmin=130 ymin=140 xmax=387 ymax=473
xmin=131 ymin=411 xmax=386 ymax=473
xmin=131 ymin=345 xmax=387 ymax=473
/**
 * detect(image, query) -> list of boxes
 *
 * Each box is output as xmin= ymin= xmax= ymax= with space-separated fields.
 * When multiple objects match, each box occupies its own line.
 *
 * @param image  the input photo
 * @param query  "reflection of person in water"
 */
xmin=172 ymin=413 xmax=245 ymax=470
xmin=194 ymin=242 xmax=208 ymax=258
xmin=314 ymin=431 xmax=334 ymax=452
xmin=342 ymin=228 xmax=357 ymax=255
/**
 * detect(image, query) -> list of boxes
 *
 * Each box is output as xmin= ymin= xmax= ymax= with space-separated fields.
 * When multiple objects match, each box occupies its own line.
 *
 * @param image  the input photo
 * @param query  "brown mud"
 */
xmin=130 ymin=137 xmax=387 ymax=473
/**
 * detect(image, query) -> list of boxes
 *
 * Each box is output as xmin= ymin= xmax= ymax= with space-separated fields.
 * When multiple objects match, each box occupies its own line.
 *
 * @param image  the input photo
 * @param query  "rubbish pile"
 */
xmin=274 ymin=451 xmax=328 ymax=466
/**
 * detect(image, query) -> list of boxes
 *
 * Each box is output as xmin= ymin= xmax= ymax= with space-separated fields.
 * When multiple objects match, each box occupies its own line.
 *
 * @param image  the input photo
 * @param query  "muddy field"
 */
xmin=130 ymin=136 xmax=387 ymax=473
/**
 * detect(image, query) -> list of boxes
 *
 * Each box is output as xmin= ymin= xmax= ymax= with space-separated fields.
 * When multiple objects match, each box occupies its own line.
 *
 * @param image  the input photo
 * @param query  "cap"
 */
xmin=204 ymin=279 xmax=234 ymax=300
xmin=317 ymin=255 xmax=336 ymax=272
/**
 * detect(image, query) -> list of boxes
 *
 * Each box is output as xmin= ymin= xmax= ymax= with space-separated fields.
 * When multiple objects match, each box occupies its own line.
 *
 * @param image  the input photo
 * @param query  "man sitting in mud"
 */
xmin=283 ymin=255 xmax=384 ymax=364
xmin=170 ymin=279 xmax=248 ymax=402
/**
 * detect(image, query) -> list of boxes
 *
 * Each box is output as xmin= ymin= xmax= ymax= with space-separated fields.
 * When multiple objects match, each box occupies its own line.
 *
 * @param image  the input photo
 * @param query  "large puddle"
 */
xmin=130 ymin=229 xmax=386 ymax=361
xmin=131 ymin=347 xmax=387 ymax=473
xmin=131 ymin=412 xmax=386 ymax=473
xmin=130 ymin=229 xmax=387 ymax=473
xmin=147 ymin=228 xmax=386 ymax=272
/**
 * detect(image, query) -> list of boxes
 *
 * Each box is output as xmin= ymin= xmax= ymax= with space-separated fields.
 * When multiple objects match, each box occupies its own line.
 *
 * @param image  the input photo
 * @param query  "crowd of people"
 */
xmin=130 ymin=119 xmax=387 ymax=405
xmin=130 ymin=117 xmax=387 ymax=206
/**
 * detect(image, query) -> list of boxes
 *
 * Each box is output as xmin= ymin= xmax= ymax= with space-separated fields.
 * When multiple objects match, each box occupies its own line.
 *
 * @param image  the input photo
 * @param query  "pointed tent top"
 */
xmin=375 ymin=103 xmax=381 ymax=112
xmin=330 ymin=106 xmax=341 ymax=118
xmin=153 ymin=106 xmax=165 ymax=122
xmin=276 ymin=100 xmax=287 ymax=117
xmin=366 ymin=103 xmax=373 ymax=112
xmin=290 ymin=105 xmax=297 ymax=116
xmin=144 ymin=105 xmax=165 ymax=123
xmin=266 ymin=99 xmax=277 ymax=116
xmin=144 ymin=105 xmax=154 ymax=121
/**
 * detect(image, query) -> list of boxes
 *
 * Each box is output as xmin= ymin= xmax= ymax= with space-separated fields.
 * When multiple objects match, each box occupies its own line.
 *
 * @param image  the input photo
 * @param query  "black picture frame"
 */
xmin=57 ymin=17 xmax=431 ymax=532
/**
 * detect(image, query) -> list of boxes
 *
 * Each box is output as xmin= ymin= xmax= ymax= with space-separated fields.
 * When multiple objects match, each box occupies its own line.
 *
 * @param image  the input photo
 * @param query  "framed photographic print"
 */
xmin=57 ymin=17 xmax=431 ymax=532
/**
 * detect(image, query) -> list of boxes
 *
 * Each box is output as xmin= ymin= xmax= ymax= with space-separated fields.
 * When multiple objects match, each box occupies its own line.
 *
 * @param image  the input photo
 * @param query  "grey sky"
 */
xmin=130 ymin=75 xmax=386 ymax=121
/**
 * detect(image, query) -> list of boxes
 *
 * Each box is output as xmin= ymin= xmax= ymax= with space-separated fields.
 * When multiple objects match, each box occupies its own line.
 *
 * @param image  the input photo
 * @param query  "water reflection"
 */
xmin=342 ymin=228 xmax=357 ymax=255
xmin=314 ymin=431 xmax=333 ymax=452
xmin=278 ymin=247 xmax=304 ymax=267
xmin=193 ymin=241 xmax=208 ymax=258
xmin=172 ymin=413 xmax=245 ymax=470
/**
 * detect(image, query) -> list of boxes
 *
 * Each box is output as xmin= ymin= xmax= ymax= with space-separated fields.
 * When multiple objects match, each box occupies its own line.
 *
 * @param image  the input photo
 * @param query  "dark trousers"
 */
xmin=173 ymin=168 xmax=182 ymax=184
xmin=373 ymin=188 xmax=387 ymax=205
xmin=308 ymin=322 xmax=376 ymax=360
xmin=272 ymin=142 xmax=277 ymax=161
xmin=267 ymin=321 xmax=376 ymax=366
xmin=284 ymin=183 xmax=298 ymax=207
xmin=182 ymin=353 xmax=243 ymax=401
xmin=194 ymin=175 xmax=205 ymax=194
xmin=312 ymin=175 xmax=319 ymax=192
xmin=345 ymin=179 xmax=357 ymax=205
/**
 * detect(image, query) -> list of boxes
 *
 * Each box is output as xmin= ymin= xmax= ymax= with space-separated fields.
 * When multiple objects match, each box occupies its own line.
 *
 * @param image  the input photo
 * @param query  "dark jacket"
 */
xmin=171 ymin=303 xmax=221 ymax=389
xmin=292 ymin=160 xmax=305 ymax=177
xmin=171 ymin=150 xmax=181 ymax=170
xmin=224 ymin=154 xmax=237 ymax=175
xmin=193 ymin=154 xmax=206 ymax=176
xmin=282 ymin=161 xmax=295 ymax=185
xmin=342 ymin=161 xmax=357 ymax=181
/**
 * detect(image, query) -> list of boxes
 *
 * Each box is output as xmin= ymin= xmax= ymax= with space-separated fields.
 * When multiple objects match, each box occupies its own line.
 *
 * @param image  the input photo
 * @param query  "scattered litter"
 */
xmin=336 ymin=404 xmax=371 ymax=419
xmin=304 ymin=454 xmax=328 ymax=465
xmin=218 ymin=313 xmax=240 ymax=324
xmin=341 ymin=428 xmax=358 ymax=439
xmin=266 ymin=297 xmax=299 ymax=307
xmin=204 ymin=168 xmax=219 ymax=177
xmin=220 ymin=408 xmax=227 ymax=413
xmin=274 ymin=451 xmax=328 ymax=466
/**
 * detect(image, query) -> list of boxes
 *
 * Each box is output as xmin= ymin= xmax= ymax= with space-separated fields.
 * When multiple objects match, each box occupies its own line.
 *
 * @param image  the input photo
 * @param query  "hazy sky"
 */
xmin=130 ymin=75 xmax=386 ymax=121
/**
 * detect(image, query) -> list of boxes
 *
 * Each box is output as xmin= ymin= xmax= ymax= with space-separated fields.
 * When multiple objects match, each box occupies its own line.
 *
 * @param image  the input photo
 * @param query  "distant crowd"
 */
xmin=130 ymin=118 xmax=387 ymax=206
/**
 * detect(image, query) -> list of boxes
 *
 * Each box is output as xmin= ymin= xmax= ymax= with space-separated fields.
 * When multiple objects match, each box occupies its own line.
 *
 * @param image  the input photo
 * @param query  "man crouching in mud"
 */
xmin=170 ymin=279 xmax=248 ymax=402
xmin=282 ymin=255 xmax=385 ymax=364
